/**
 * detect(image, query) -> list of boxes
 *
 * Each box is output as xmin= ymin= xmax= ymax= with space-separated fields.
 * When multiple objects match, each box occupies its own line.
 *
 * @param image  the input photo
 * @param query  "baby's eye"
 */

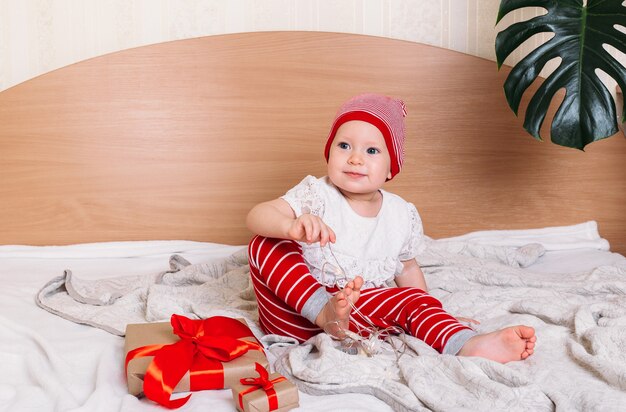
xmin=338 ymin=142 xmax=350 ymax=149
xmin=367 ymin=147 xmax=380 ymax=155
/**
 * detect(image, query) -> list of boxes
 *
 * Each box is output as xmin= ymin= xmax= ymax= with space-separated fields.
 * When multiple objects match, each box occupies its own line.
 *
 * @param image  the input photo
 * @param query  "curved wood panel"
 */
xmin=0 ymin=32 xmax=624 ymax=252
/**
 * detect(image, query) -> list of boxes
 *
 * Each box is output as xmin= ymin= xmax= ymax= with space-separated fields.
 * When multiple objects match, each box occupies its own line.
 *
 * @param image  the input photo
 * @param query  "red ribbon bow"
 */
xmin=125 ymin=315 xmax=263 ymax=409
xmin=238 ymin=362 xmax=286 ymax=411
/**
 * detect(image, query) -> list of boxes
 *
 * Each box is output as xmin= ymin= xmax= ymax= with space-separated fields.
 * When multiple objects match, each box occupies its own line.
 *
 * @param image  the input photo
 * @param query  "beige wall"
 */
xmin=0 ymin=0 xmax=557 ymax=92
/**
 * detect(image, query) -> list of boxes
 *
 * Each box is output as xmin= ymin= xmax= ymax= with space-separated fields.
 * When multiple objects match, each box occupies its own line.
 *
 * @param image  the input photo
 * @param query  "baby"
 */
xmin=246 ymin=93 xmax=535 ymax=362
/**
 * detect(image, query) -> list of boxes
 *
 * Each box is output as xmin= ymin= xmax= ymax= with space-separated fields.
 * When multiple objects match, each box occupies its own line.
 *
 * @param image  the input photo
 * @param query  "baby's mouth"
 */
xmin=344 ymin=171 xmax=366 ymax=178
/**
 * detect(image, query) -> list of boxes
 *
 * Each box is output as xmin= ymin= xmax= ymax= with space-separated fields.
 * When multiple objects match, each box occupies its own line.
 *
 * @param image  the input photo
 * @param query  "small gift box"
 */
xmin=124 ymin=315 xmax=268 ymax=408
xmin=231 ymin=363 xmax=299 ymax=412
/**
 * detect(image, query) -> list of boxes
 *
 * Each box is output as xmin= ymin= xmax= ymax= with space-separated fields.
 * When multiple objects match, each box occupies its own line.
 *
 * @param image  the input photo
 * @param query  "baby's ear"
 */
xmin=387 ymin=170 xmax=392 ymax=180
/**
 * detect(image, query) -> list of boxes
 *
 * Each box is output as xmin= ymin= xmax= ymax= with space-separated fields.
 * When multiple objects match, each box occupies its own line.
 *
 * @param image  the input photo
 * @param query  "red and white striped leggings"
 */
xmin=248 ymin=235 xmax=471 ymax=353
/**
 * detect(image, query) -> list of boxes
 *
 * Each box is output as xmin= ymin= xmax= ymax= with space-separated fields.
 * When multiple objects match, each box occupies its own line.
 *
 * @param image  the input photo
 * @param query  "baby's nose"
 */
xmin=348 ymin=153 xmax=363 ymax=164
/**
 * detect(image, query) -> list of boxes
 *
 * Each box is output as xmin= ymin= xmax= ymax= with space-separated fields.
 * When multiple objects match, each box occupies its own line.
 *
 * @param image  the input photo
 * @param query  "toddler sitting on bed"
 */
xmin=245 ymin=93 xmax=536 ymax=363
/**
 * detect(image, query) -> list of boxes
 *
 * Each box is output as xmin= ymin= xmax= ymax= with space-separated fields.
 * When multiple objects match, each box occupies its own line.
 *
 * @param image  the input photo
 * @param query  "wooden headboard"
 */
xmin=1 ymin=32 xmax=624 ymax=252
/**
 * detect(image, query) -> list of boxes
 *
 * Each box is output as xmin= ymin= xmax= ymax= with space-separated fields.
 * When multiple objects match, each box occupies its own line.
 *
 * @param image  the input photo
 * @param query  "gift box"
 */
xmin=125 ymin=315 xmax=268 ymax=408
xmin=231 ymin=363 xmax=299 ymax=412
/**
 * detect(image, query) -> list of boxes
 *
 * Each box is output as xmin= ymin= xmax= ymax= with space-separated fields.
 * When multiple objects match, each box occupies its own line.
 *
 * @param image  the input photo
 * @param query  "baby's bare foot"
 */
xmin=458 ymin=325 xmax=536 ymax=363
xmin=315 ymin=276 xmax=363 ymax=338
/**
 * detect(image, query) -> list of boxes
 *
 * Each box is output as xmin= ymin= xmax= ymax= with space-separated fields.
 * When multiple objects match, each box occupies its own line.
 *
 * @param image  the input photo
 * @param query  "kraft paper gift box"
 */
xmin=124 ymin=314 xmax=268 ymax=408
xmin=231 ymin=363 xmax=299 ymax=412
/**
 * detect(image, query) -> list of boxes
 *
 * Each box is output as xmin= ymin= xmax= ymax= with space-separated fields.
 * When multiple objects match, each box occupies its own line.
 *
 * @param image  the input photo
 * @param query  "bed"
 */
xmin=1 ymin=32 xmax=625 ymax=411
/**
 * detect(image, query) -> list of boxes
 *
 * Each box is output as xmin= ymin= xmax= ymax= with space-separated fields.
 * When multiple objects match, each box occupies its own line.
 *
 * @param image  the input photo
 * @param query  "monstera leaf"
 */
xmin=496 ymin=0 xmax=626 ymax=149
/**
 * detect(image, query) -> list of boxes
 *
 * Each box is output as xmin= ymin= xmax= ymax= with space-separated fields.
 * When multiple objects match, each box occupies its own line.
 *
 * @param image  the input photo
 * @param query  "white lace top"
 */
xmin=281 ymin=175 xmax=427 ymax=289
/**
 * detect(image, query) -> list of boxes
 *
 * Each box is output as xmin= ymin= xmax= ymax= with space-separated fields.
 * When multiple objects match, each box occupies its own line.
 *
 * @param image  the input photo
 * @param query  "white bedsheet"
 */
xmin=1 ymin=242 xmax=393 ymax=412
xmin=1 ymin=222 xmax=624 ymax=412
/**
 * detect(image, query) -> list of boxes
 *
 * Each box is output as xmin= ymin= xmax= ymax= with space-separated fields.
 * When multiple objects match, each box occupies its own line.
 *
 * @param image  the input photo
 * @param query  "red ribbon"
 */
xmin=238 ymin=362 xmax=286 ymax=411
xmin=125 ymin=315 xmax=264 ymax=409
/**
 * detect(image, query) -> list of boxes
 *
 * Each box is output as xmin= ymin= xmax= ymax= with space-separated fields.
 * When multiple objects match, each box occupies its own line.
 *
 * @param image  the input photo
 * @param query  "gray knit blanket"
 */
xmin=36 ymin=239 xmax=626 ymax=411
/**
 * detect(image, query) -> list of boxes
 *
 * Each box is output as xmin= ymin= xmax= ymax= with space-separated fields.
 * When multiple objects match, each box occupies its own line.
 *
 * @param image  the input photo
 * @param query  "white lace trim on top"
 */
xmin=282 ymin=175 xmax=324 ymax=217
xmin=399 ymin=203 xmax=427 ymax=261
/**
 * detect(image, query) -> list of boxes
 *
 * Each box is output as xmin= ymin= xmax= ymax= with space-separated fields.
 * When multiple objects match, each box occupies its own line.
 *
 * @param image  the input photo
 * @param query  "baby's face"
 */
xmin=327 ymin=120 xmax=391 ymax=197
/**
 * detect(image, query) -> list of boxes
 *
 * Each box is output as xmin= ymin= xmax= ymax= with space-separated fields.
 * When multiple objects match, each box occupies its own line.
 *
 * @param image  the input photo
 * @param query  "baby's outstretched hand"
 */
xmin=288 ymin=214 xmax=336 ymax=246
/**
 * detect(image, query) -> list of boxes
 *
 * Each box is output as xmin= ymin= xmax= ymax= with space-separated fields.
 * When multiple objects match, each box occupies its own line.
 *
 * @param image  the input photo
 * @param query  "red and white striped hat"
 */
xmin=324 ymin=93 xmax=407 ymax=180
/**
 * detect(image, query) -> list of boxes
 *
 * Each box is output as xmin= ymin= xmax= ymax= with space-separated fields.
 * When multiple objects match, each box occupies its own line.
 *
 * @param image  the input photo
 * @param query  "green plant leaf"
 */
xmin=496 ymin=0 xmax=626 ymax=149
